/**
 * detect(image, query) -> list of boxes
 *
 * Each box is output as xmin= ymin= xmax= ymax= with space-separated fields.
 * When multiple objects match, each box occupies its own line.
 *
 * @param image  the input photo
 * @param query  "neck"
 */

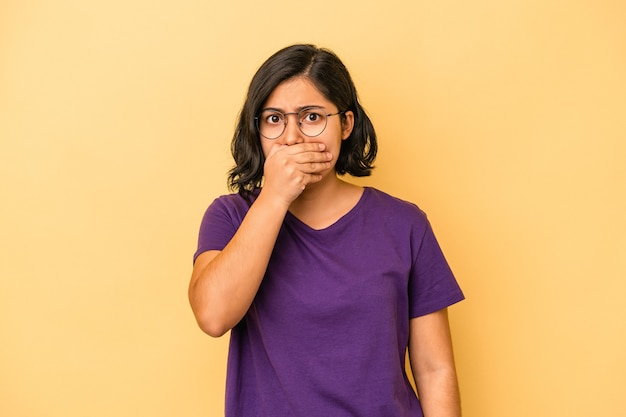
xmin=293 ymin=174 xmax=344 ymax=206
xmin=288 ymin=176 xmax=364 ymax=230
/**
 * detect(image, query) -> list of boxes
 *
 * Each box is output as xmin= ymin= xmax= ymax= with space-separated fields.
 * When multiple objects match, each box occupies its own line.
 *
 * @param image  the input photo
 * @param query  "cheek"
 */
xmin=260 ymin=140 xmax=272 ymax=159
xmin=327 ymin=125 xmax=346 ymax=148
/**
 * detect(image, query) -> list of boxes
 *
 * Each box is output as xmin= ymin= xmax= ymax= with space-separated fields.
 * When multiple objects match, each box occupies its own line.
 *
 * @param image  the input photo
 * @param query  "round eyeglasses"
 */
xmin=255 ymin=108 xmax=344 ymax=140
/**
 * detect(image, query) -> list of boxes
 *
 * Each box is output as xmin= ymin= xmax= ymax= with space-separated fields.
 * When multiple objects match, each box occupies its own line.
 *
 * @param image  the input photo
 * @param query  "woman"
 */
xmin=189 ymin=44 xmax=464 ymax=417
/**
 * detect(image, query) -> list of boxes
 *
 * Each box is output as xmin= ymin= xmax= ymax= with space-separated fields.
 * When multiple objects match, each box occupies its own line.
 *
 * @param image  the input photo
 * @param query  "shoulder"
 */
xmin=201 ymin=190 xmax=259 ymax=225
xmin=208 ymin=190 xmax=258 ymax=212
xmin=362 ymin=187 xmax=429 ymax=224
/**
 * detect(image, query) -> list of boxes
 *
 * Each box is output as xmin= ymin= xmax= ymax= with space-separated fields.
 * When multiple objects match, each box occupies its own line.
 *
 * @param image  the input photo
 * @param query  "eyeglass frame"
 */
xmin=254 ymin=108 xmax=345 ymax=140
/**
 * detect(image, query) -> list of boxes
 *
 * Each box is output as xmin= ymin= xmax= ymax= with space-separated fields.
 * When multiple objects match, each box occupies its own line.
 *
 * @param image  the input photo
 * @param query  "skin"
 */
xmin=188 ymin=76 xmax=461 ymax=417
xmin=410 ymin=309 xmax=462 ymax=417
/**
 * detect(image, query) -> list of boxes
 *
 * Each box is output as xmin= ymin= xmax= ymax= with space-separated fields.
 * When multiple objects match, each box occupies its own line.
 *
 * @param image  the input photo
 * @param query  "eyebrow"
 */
xmin=260 ymin=105 xmax=326 ymax=113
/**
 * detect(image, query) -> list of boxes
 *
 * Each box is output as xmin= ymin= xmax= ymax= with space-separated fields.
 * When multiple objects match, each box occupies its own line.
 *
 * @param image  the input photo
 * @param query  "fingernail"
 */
xmin=318 ymin=143 xmax=326 ymax=150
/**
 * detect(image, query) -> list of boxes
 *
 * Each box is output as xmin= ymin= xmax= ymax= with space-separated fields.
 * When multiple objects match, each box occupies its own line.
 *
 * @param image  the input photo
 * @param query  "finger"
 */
xmin=283 ymin=142 xmax=326 ymax=155
xmin=303 ymin=172 xmax=324 ymax=184
xmin=298 ymin=160 xmax=332 ymax=174
xmin=290 ymin=149 xmax=332 ymax=163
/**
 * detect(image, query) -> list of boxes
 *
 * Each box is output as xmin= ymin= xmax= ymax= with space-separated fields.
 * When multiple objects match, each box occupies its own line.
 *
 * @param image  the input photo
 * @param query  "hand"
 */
xmin=262 ymin=142 xmax=333 ymax=207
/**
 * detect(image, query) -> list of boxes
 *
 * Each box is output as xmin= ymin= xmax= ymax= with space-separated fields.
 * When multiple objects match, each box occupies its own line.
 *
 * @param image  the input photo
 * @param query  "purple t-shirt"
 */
xmin=194 ymin=187 xmax=464 ymax=417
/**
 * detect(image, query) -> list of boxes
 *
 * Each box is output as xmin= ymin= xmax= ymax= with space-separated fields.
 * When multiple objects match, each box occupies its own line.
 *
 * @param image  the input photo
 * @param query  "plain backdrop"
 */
xmin=1 ymin=1 xmax=625 ymax=416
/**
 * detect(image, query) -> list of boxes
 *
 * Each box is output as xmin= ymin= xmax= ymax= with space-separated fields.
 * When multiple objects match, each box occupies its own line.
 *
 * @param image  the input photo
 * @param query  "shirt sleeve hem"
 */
xmin=409 ymin=292 xmax=465 ymax=319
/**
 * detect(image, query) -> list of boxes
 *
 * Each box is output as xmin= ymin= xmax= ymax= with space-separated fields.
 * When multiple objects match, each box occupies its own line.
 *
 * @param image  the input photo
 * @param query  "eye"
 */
xmin=263 ymin=112 xmax=284 ymax=125
xmin=300 ymin=110 xmax=324 ymax=124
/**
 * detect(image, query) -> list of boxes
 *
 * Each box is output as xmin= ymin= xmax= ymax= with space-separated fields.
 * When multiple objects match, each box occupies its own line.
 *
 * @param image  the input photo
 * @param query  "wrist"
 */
xmin=256 ymin=188 xmax=292 ymax=214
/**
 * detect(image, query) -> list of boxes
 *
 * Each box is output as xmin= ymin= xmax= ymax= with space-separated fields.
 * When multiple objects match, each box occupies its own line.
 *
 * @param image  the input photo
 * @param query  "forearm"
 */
xmin=409 ymin=310 xmax=462 ymax=417
xmin=188 ymin=190 xmax=289 ymax=336
xmin=414 ymin=367 xmax=461 ymax=417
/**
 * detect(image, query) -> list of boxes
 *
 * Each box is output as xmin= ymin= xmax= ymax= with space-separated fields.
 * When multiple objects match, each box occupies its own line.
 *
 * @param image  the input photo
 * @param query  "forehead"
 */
xmin=263 ymin=77 xmax=333 ymax=110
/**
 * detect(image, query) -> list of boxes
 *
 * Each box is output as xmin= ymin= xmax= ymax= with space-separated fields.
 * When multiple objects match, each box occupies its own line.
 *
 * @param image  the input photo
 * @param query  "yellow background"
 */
xmin=2 ymin=1 xmax=625 ymax=416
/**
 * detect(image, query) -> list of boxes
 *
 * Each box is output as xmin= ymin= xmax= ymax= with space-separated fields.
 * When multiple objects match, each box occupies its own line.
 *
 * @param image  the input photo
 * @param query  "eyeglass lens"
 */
xmin=257 ymin=108 xmax=331 ymax=139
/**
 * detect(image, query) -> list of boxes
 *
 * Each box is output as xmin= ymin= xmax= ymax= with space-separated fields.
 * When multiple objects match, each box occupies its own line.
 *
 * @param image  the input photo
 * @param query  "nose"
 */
xmin=277 ymin=113 xmax=304 ymax=145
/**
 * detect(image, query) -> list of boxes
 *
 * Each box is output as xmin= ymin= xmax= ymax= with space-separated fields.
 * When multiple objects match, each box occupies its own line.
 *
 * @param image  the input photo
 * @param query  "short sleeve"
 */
xmin=193 ymin=194 xmax=250 ymax=263
xmin=408 ymin=219 xmax=464 ymax=318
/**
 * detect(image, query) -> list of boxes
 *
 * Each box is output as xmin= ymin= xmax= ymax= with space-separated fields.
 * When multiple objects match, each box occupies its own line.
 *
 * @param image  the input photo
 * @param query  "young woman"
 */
xmin=189 ymin=44 xmax=464 ymax=417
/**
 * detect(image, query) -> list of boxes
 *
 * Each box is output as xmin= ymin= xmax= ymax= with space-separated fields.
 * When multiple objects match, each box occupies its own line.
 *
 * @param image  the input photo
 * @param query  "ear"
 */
xmin=341 ymin=111 xmax=355 ymax=140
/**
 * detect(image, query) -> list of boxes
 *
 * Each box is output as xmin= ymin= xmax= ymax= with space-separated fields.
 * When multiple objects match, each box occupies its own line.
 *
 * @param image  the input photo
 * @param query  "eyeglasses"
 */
xmin=255 ymin=108 xmax=344 ymax=140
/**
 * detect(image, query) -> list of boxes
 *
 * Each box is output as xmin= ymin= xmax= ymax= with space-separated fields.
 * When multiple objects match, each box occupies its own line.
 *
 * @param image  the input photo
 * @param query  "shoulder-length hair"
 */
xmin=228 ymin=44 xmax=377 ymax=196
